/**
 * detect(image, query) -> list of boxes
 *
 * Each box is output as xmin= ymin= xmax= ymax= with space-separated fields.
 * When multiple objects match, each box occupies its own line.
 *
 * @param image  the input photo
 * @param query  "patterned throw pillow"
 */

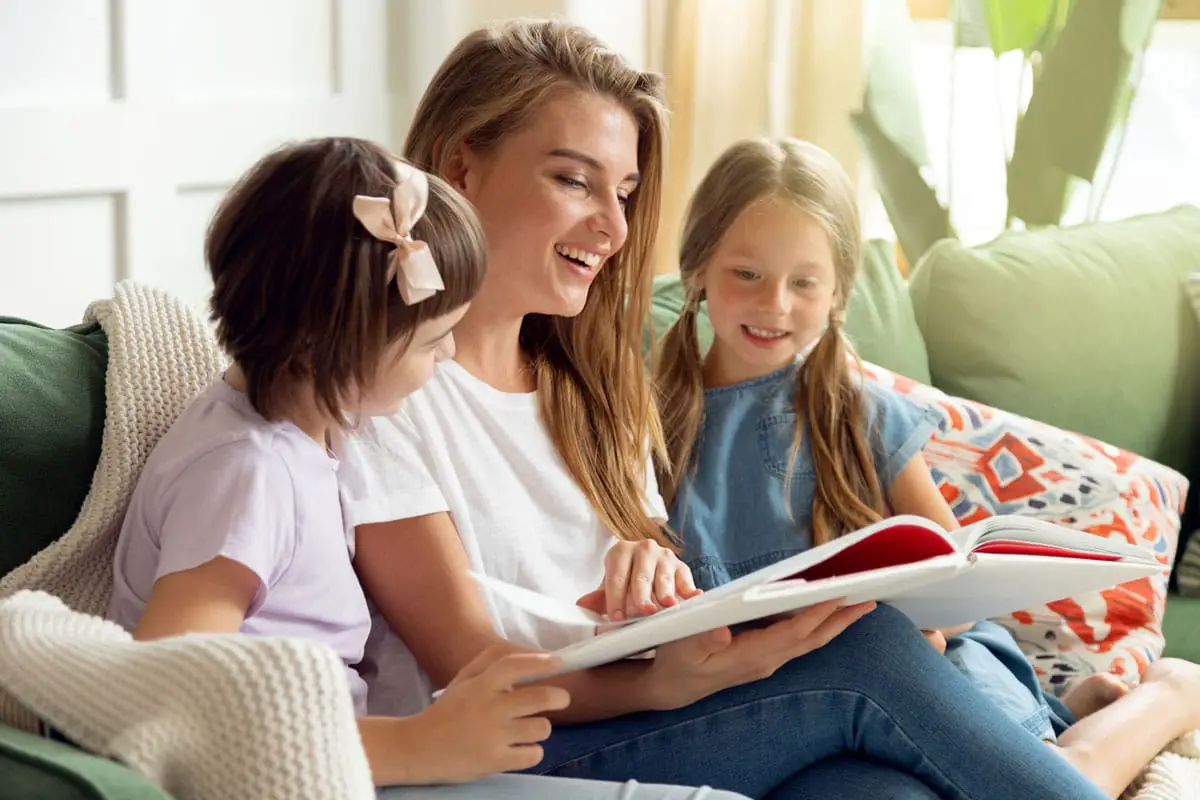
xmin=862 ymin=362 xmax=1187 ymax=693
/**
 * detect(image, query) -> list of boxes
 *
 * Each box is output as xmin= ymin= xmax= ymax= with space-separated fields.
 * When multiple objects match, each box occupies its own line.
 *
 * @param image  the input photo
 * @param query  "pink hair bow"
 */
xmin=352 ymin=162 xmax=444 ymax=305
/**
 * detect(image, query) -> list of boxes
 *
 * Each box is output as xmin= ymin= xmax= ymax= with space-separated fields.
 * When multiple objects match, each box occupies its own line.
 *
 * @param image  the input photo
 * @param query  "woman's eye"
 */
xmin=557 ymin=175 xmax=588 ymax=190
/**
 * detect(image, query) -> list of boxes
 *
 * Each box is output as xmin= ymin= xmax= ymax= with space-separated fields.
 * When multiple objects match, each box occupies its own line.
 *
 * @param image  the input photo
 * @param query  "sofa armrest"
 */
xmin=0 ymin=723 xmax=172 ymax=800
xmin=1164 ymin=592 xmax=1200 ymax=664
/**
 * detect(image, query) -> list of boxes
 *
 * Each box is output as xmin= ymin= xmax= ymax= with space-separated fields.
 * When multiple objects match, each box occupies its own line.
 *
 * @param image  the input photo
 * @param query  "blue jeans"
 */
xmin=531 ymin=604 xmax=1105 ymax=800
xmin=946 ymin=621 xmax=1075 ymax=743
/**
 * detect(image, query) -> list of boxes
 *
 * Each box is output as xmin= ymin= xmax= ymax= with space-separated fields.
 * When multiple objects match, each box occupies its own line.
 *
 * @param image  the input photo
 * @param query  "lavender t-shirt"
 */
xmin=107 ymin=379 xmax=371 ymax=714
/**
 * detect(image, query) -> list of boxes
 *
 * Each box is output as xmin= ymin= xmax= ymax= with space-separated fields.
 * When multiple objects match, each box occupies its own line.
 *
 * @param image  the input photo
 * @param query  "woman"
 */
xmin=338 ymin=19 xmax=1112 ymax=800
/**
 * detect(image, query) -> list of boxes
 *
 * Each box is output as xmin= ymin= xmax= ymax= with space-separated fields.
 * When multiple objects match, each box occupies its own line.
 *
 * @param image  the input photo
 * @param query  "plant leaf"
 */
xmin=853 ymin=109 xmax=953 ymax=266
xmin=982 ymin=0 xmax=1057 ymax=55
xmin=856 ymin=0 xmax=952 ymax=264
xmin=1006 ymin=0 xmax=1161 ymax=225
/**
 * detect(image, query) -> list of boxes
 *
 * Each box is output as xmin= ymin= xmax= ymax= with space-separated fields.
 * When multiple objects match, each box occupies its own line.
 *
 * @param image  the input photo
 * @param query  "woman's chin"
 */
xmin=530 ymin=288 xmax=591 ymax=319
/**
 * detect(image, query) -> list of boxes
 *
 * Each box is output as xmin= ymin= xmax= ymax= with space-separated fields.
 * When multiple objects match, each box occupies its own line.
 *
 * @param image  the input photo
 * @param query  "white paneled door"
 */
xmin=0 ymin=0 xmax=392 ymax=327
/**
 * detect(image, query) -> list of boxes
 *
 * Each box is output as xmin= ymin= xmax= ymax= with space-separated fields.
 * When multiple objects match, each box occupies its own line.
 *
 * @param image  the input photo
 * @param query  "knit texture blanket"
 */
xmin=1 ymin=281 xmax=225 ymax=615
xmin=0 ymin=281 xmax=374 ymax=799
xmin=0 ymin=591 xmax=374 ymax=800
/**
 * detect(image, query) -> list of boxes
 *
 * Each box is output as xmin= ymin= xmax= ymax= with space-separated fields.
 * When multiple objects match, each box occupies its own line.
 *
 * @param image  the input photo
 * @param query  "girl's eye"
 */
xmin=617 ymin=194 xmax=631 ymax=208
xmin=733 ymin=269 xmax=758 ymax=281
xmin=793 ymin=277 xmax=817 ymax=289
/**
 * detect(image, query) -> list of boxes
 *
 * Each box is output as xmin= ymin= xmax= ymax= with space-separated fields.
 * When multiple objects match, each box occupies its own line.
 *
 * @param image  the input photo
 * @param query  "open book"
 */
xmin=472 ymin=515 xmax=1163 ymax=677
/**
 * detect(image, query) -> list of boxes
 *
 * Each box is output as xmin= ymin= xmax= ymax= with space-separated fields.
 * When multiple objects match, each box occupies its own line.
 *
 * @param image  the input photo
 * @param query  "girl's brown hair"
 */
xmin=206 ymin=137 xmax=486 ymax=425
xmin=403 ymin=20 xmax=671 ymax=547
xmin=657 ymin=137 xmax=885 ymax=545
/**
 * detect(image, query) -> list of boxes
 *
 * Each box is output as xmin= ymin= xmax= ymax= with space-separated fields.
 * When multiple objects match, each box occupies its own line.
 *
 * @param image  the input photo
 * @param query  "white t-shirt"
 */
xmin=337 ymin=359 xmax=668 ymax=716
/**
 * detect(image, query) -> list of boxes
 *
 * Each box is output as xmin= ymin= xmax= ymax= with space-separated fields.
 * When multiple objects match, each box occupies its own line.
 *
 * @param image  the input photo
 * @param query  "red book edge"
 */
xmin=785 ymin=524 xmax=1122 ymax=583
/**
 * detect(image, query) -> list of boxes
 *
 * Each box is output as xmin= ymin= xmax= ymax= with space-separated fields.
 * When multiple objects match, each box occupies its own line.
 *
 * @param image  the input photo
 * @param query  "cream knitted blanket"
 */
xmin=0 ymin=591 xmax=374 ymax=800
xmin=0 ymin=281 xmax=374 ymax=800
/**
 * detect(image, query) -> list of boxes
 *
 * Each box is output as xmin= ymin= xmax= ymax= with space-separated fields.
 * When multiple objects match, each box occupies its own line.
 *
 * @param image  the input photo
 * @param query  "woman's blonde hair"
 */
xmin=404 ymin=19 xmax=671 ymax=547
xmin=657 ymin=137 xmax=885 ymax=545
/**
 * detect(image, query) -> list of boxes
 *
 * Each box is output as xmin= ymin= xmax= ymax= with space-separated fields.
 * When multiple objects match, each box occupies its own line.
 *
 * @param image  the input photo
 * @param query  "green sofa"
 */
xmin=3 ymin=207 xmax=1200 ymax=797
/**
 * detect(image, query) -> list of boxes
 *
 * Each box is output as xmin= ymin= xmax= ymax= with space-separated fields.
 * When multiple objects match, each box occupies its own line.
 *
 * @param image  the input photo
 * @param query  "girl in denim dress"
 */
xmin=654 ymin=136 xmax=1200 ymax=799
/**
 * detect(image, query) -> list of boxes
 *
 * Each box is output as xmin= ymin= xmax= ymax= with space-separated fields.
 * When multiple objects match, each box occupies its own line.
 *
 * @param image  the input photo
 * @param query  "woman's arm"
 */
xmin=355 ymin=513 xmax=874 ymax=722
xmin=354 ymin=513 xmax=662 ymax=722
xmin=887 ymin=455 xmax=973 ymax=638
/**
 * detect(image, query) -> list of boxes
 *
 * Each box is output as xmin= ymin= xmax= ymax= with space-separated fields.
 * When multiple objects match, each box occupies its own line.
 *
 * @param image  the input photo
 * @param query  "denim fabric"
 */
xmin=764 ymin=756 xmax=940 ymax=800
xmin=946 ymin=621 xmax=1076 ymax=742
xmin=670 ymin=362 xmax=939 ymax=591
xmin=532 ymin=605 xmax=1104 ymax=800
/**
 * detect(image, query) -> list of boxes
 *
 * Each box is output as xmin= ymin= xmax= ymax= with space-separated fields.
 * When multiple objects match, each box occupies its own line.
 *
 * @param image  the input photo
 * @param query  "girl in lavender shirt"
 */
xmin=106 ymin=137 xmax=741 ymax=800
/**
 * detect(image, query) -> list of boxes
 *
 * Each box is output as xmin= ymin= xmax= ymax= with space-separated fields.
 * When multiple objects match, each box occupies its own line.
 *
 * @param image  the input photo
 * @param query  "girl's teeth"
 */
xmin=747 ymin=326 xmax=786 ymax=339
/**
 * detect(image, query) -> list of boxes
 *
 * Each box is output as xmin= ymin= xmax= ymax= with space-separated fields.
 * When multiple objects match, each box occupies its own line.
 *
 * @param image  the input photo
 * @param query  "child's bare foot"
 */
xmin=1062 ymin=673 xmax=1131 ymax=720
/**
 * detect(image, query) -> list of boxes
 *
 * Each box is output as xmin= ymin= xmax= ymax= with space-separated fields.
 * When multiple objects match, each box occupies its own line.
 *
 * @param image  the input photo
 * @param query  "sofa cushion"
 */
xmin=908 ymin=205 xmax=1200 ymax=482
xmin=0 ymin=318 xmax=107 ymax=578
xmin=648 ymin=239 xmax=933 ymax=384
xmin=648 ymin=273 xmax=714 ymax=355
xmin=1163 ymin=593 xmax=1200 ymax=664
xmin=865 ymin=362 xmax=1186 ymax=690
xmin=1175 ymin=273 xmax=1200 ymax=597
xmin=844 ymin=240 xmax=931 ymax=384
xmin=0 ymin=723 xmax=172 ymax=800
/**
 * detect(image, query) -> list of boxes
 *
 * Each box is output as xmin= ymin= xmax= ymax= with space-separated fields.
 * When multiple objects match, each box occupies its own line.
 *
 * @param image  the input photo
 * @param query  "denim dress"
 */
xmin=669 ymin=361 xmax=1074 ymax=742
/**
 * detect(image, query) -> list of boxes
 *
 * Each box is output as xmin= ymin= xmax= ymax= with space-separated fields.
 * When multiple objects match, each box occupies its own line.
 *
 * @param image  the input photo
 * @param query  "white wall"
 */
xmin=0 ymin=0 xmax=391 ymax=327
xmin=0 ymin=0 xmax=647 ymax=328
xmin=388 ymin=0 xmax=646 ymax=137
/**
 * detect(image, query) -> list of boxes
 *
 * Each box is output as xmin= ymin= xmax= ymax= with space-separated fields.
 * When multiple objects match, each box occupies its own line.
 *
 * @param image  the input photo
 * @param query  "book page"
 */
xmin=791 ymin=519 xmax=960 ymax=581
xmin=956 ymin=516 xmax=1156 ymax=561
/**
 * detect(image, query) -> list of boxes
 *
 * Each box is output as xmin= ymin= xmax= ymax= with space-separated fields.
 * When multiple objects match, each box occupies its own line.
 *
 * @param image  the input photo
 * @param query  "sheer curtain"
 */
xmin=645 ymin=0 xmax=865 ymax=273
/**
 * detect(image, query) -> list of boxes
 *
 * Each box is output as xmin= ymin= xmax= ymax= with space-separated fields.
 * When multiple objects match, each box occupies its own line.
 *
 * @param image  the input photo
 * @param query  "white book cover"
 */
xmin=471 ymin=515 xmax=1162 ymax=677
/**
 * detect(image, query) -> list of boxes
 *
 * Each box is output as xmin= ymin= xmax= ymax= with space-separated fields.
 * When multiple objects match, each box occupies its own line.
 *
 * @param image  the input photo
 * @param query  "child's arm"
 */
xmin=887 ymin=454 xmax=958 ymax=532
xmin=887 ymin=454 xmax=974 ymax=639
xmin=133 ymin=560 xmax=567 ymax=786
xmin=133 ymin=557 xmax=259 ymax=639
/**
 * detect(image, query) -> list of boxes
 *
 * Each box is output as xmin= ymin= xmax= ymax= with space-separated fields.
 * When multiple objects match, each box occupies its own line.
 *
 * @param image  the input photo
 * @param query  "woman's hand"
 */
xmin=576 ymin=540 xmax=703 ymax=621
xmin=640 ymin=598 xmax=877 ymax=710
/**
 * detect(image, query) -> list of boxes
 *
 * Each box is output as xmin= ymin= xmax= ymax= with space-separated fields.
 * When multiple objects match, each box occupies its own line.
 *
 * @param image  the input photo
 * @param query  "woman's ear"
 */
xmin=442 ymin=142 xmax=480 ymax=198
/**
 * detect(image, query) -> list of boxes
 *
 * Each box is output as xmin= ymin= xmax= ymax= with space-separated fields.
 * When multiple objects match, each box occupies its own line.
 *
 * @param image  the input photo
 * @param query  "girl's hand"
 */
xmin=399 ymin=646 xmax=570 ymax=784
xmin=576 ymin=540 xmax=703 ymax=621
xmin=641 ymin=598 xmax=876 ymax=710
